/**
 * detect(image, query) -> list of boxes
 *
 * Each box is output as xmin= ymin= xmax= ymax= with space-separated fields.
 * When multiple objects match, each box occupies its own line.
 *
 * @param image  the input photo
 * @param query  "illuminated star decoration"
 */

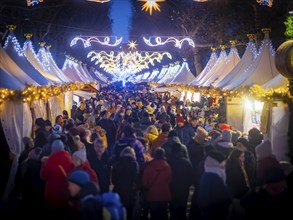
xmin=26 ymin=0 xmax=44 ymax=6
xmin=138 ymin=0 xmax=165 ymax=15
xmin=128 ymin=40 xmax=138 ymax=50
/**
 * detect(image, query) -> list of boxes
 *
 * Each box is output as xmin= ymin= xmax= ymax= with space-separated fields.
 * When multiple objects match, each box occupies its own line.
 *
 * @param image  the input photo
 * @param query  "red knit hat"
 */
xmin=177 ymin=116 xmax=185 ymax=124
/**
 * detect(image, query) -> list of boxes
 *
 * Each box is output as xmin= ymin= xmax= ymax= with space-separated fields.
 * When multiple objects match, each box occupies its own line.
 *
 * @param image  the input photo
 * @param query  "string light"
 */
xmin=143 ymin=36 xmax=195 ymax=48
xmin=148 ymin=82 xmax=292 ymax=103
xmin=87 ymin=50 xmax=172 ymax=76
xmin=0 ymin=82 xmax=97 ymax=104
xmin=138 ymin=0 xmax=165 ymax=15
xmin=70 ymin=36 xmax=123 ymax=48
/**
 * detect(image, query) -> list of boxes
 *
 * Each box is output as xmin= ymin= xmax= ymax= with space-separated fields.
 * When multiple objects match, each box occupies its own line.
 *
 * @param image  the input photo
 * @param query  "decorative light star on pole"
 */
xmin=128 ymin=41 xmax=138 ymax=50
xmin=26 ymin=0 xmax=44 ymax=6
xmin=256 ymin=0 xmax=273 ymax=7
xmin=138 ymin=0 xmax=165 ymax=15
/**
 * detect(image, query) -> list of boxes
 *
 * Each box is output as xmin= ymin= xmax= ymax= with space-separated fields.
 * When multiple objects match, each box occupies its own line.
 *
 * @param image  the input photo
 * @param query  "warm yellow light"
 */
xmin=128 ymin=40 xmax=138 ymax=50
xmin=138 ymin=0 xmax=165 ymax=15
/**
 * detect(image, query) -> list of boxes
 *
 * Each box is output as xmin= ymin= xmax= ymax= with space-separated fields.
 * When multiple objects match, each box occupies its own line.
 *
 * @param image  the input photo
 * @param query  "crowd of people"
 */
xmin=9 ymin=84 xmax=293 ymax=220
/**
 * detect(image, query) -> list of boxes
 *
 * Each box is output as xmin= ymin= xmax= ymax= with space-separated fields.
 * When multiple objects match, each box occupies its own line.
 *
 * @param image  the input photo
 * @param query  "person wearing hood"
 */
xmin=152 ymin=123 xmax=171 ymax=156
xmin=144 ymin=125 xmax=159 ymax=151
xmin=72 ymin=148 xmax=98 ymax=184
xmin=68 ymin=170 xmax=102 ymax=220
xmin=214 ymin=129 xmax=234 ymax=158
xmin=142 ymin=148 xmax=172 ymax=220
xmin=161 ymin=130 xmax=189 ymax=162
xmin=112 ymin=147 xmax=140 ymax=220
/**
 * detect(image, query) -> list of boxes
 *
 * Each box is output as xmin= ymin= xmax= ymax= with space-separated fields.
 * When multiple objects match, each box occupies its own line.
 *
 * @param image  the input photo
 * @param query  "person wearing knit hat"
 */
xmin=73 ymin=148 xmax=87 ymax=164
xmin=51 ymin=139 xmax=65 ymax=153
xmin=72 ymin=148 xmax=98 ymax=183
xmin=68 ymin=170 xmax=91 ymax=197
xmin=176 ymin=116 xmax=185 ymax=125
xmin=52 ymin=124 xmax=62 ymax=134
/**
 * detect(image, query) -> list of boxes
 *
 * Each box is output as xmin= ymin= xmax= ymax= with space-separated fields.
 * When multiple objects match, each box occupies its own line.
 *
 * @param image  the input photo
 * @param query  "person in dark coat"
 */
xmin=198 ymin=150 xmax=232 ymax=220
xmin=247 ymin=128 xmax=263 ymax=157
xmin=235 ymin=137 xmax=256 ymax=188
xmin=169 ymin=143 xmax=193 ymax=220
xmin=68 ymin=170 xmax=102 ymax=220
xmin=88 ymin=139 xmax=111 ymax=193
xmin=112 ymin=147 xmax=140 ymax=220
xmin=97 ymin=110 xmax=117 ymax=152
xmin=225 ymin=149 xmax=251 ymax=199
xmin=173 ymin=116 xmax=195 ymax=146
xmin=161 ymin=130 xmax=189 ymax=162
xmin=111 ymin=125 xmax=145 ymax=169
xmin=21 ymin=148 xmax=46 ymax=218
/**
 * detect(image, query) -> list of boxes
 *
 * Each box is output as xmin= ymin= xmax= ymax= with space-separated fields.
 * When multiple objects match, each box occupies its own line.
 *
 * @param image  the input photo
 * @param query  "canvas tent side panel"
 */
xmin=225 ymin=97 xmax=244 ymax=131
xmin=270 ymin=102 xmax=290 ymax=161
xmin=48 ymin=96 xmax=62 ymax=123
xmin=0 ymin=101 xmax=33 ymax=202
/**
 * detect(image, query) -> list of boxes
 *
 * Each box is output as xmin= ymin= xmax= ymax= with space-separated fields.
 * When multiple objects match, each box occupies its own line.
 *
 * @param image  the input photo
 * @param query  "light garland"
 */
xmin=256 ymin=0 xmax=273 ymax=7
xmin=148 ymin=83 xmax=292 ymax=102
xmin=138 ymin=0 xmax=165 ymax=15
xmin=70 ymin=36 xmax=123 ymax=48
xmin=0 ymin=82 xmax=97 ymax=104
xmin=26 ymin=0 xmax=44 ymax=6
xmin=87 ymin=50 xmax=172 ymax=77
xmin=37 ymin=43 xmax=51 ymax=72
xmin=4 ymin=35 xmax=23 ymax=57
xmin=143 ymin=36 xmax=195 ymax=48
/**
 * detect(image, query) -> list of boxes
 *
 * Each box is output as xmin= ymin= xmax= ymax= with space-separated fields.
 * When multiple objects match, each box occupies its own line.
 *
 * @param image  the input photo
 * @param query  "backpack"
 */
xmin=81 ymin=192 xmax=126 ymax=220
xmin=110 ymin=140 xmax=135 ymax=165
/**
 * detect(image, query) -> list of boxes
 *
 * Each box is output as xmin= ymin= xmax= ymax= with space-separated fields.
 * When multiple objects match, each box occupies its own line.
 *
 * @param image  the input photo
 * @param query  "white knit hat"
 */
xmin=73 ymin=148 xmax=87 ymax=163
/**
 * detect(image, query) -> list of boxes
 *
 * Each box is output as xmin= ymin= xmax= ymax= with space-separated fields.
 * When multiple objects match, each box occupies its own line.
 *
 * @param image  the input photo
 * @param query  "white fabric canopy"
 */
xmin=262 ymin=74 xmax=288 ymax=90
xmin=225 ymin=33 xmax=279 ymax=90
xmin=4 ymin=33 xmax=49 ymax=85
xmin=73 ymin=90 xmax=96 ymax=99
xmin=170 ymin=62 xmax=195 ymax=84
xmin=0 ymin=45 xmax=38 ymax=86
xmin=202 ymin=46 xmax=240 ymax=87
xmin=23 ymin=39 xmax=61 ymax=83
xmin=0 ymin=68 xmax=25 ymax=90
xmin=216 ymin=40 xmax=257 ymax=88
xmin=158 ymin=64 xmax=181 ymax=84
xmin=153 ymin=87 xmax=178 ymax=92
xmin=147 ymin=69 xmax=160 ymax=82
xmin=195 ymin=49 xmax=227 ymax=86
xmin=1 ymin=101 xmax=32 ymax=202
xmin=154 ymin=66 xmax=168 ymax=82
xmin=190 ymin=51 xmax=218 ymax=85
xmin=37 ymin=46 xmax=71 ymax=83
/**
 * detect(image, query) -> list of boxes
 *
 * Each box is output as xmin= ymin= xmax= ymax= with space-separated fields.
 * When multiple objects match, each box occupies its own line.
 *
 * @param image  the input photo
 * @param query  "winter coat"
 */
xmin=169 ymin=156 xmax=193 ymax=202
xmin=40 ymin=150 xmax=74 ymax=209
xmin=97 ymin=118 xmax=117 ymax=146
xmin=113 ymin=136 xmax=146 ymax=168
xmin=162 ymin=136 xmax=189 ymax=161
xmin=198 ymin=172 xmax=232 ymax=220
xmin=144 ymin=132 xmax=158 ymax=149
xmin=112 ymin=155 xmax=139 ymax=207
xmin=74 ymin=161 xmax=99 ymax=183
xmin=142 ymin=159 xmax=172 ymax=202
xmin=88 ymin=150 xmax=111 ymax=193
xmin=174 ymin=125 xmax=195 ymax=146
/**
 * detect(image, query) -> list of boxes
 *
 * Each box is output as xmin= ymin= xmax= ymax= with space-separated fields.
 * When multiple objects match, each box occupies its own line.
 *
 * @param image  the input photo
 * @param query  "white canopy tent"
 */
xmin=202 ymin=45 xmax=240 ymax=87
xmin=224 ymin=32 xmax=279 ymax=90
xmin=4 ymin=32 xmax=49 ymax=86
xmin=23 ymin=38 xmax=61 ymax=83
xmin=170 ymin=61 xmax=196 ymax=84
xmin=37 ymin=45 xmax=71 ymax=83
xmin=194 ymin=49 xmax=227 ymax=86
xmin=190 ymin=50 xmax=218 ymax=85
xmin=158 ymin=63 xmax=181 ymax=84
